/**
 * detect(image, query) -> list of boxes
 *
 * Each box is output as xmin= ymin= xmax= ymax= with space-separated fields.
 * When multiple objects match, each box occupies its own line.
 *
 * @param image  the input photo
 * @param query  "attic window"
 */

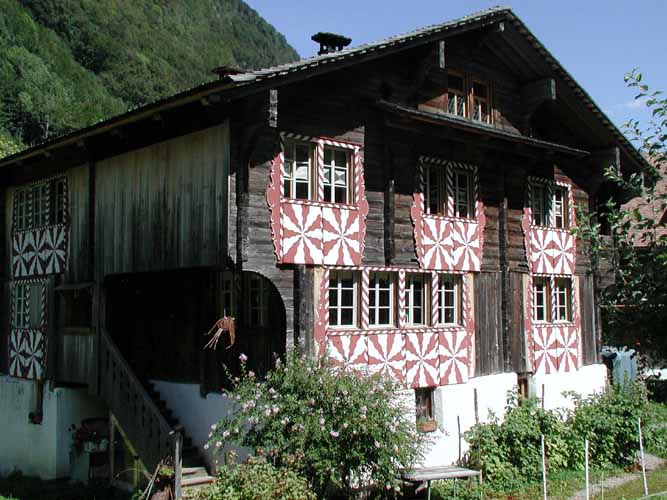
xmin=447 ymin=73 xmax=466 ymax=117
xmin=471 ymin=81 xmax=490 ymax=123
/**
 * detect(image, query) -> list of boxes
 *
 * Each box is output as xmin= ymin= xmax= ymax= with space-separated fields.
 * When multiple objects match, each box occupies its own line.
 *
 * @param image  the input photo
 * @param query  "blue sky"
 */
xmin=245 ymin=0 xmax=666 ymax=131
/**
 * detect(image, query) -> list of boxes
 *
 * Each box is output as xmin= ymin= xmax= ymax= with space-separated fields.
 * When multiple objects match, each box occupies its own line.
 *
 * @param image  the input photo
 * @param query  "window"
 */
xmin=553 ymin=278 xmax=572 ymax=322
xmin=13 ymin=178 xmax=67 ymax=230
xmin=15 ymin=190 xmax=28 ymax=230
xmin=415 ymin=388 xmax=435 ymax=422
xmin=531 ymin=184 xmax=549 ymax=226
xmin=552 ymin=186 xmax=569 ymax=229
xmin=12 ymin=283 xmax=30 ymax=329
xmin=323 ymin=147 xmax=351 ymax=204
xmin=452 ymin=169 xmax=473 ymax=218
xmin=221 ymin=272 xmax=236 ymax=318
xmin=283 ymin=140 xmax=313 ymax=200
xmin=55 ymin=179 xmax=67 ymax=224
xmin=368 ymin=272 xmax=394 ymax=326
xmin=329 ymin=271 xmax=357 ymax=328
xmin=425 ymin=165 xmax=446 ymax=215
xmin=246 ymin=275 xmax=270 ymax=327
xmin=32 ymin=184 xmax=50 ymax=227
xmin=532 ymin=277 xmax=550 ymax=322
xmin=437 ymin=274 xmax=461 ymax=325
xmin=446 ymin=73 xmax=466 ymax=117
xmin=531 ymin=182 xmax=570 ymax=229
xmin=471 ymin=81 xmax=490 ymax=123
xmin=405 ymin=274 xmax=427 ymax=326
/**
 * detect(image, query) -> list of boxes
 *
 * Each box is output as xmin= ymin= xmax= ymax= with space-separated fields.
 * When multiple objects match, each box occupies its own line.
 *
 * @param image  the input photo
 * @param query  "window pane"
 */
xmin=295 ymin=182 xmax=309 ymax=199
xmin=473 ymin=82 xmax=487 ymax=98
xmin=341 ymin=308 xmax=353 ymax=325
xmin=335 ymin=149 xmax=347 ymax=167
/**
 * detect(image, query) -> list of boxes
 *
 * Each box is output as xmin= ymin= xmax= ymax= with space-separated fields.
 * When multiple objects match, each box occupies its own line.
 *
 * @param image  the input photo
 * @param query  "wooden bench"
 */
xmin=402 ymin=465 xmax=481 ymax=499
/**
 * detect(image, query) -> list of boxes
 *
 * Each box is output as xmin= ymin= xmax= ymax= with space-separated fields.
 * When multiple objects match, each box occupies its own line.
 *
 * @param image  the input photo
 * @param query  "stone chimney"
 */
xmin=311 ymin=32 xmax=352 ymax=55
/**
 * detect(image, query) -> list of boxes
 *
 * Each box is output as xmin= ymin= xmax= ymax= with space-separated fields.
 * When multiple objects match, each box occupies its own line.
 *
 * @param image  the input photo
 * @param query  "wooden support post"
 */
xmin=109 ymin=411 xmax=115 ymax=482
xmin=473 ymin=388 xmax=479 ymax=424
xmin=173 ymin=427 xmax=183 ymax=500
xmin=585 ymin=439 xmax=590 ymax=500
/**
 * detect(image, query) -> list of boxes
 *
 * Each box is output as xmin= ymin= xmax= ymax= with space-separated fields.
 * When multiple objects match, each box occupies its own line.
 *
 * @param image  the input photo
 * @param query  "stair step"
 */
xmin=182 ymin=467 xmax=209 ymax=479
xmin=182 ymin=475 xmax=215 ymax=487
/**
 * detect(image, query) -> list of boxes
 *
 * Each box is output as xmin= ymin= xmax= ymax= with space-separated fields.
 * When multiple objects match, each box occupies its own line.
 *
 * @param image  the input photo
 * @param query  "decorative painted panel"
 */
xmin=315 ymin=266 xmax=474 ymax=388
xmin=12 ymin=225 xmax=69 ymax=278
xmin=9 ymin=330 xmax=46 ymax=380
xmin=522 ymin=179 xmax=576 ymax=276
xmin=267 ymin=134 xmax=368 ymax=266
xmin=411 ymin=158 xmax=485 ymax=272
xmin=9 ymin=280 xmax=48 ymax=381
xmin=326 ymin=334 xmax=367 ymax=370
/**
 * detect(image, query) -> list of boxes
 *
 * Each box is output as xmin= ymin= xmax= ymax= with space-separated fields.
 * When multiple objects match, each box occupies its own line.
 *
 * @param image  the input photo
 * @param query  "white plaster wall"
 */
xmin=0 ymin=375 xmax=105 ymax=479
xmin=149 ymin=380 xmax=236 ymax=467
xmin=421 ymin=372 xmax=518 ymax=467
xmin=533 ymin=363 xmax=607 ymax=412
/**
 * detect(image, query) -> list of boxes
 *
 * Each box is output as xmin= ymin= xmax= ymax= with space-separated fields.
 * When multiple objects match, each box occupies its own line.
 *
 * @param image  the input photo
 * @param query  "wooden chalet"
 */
xmin=0 ymin=6 xmax=647 ymax=488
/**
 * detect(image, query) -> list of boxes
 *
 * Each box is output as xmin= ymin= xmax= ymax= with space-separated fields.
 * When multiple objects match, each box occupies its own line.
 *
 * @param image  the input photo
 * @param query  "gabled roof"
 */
xmin=0 ymin=6 xmax=647 ymax=172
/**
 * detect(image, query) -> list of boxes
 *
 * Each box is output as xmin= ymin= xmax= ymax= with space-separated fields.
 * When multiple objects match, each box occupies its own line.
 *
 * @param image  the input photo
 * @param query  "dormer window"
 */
xmin=447 ymin=73 xmax=466 ymax=117
xmin=471 ymin=81 xmax=490 ymax=124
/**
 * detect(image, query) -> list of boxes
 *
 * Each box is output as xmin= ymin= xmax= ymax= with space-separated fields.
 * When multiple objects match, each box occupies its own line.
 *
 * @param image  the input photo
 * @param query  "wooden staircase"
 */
xmin=98 ymin=328 xmax=215 ymax=497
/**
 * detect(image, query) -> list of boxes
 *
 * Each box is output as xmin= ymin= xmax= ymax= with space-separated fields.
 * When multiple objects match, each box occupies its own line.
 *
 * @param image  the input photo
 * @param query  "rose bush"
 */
xmin=208 ymin=353 xmax=428 ymax=498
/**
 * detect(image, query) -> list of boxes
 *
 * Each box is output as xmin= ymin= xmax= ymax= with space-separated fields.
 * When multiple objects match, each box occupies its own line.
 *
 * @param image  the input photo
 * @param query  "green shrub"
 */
xmin=465 ymin=384 xmax=657 ymax=492
xmin=209 ymin=353 xmax=428 ymax=498
xmin=465 ymin=392 xmax=568 ymax=489
xmin=196 ymin=459 xmax=315 ymax=500
xmin=565 ymin=383 xmax=650 ymax=468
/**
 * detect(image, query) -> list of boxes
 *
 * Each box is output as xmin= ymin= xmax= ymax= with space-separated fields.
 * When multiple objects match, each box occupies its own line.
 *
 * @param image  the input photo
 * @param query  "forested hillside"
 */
xmin=0 ymin=0 xmax=299 ymax=157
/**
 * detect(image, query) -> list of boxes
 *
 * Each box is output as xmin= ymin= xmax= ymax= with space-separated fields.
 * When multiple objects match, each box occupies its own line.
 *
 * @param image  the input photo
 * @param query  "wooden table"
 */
xmin=402 ymin=465 xmax=481 ymax=500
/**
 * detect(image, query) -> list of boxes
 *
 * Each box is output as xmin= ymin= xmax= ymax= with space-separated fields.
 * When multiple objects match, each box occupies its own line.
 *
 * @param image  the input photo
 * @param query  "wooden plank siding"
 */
xmin=94 ymin=123 xmax=229 ymax=279
xmin=475 ymin=271 xmax=504 ymax=375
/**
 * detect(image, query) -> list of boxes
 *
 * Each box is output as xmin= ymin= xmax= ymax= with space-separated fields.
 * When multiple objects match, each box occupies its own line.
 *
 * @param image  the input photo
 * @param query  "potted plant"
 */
xmin=416 ymin=418 xmax=438 ymax=433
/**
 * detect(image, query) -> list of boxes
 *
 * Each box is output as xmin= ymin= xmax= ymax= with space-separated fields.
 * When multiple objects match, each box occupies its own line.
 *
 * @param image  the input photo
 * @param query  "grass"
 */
xmin=591 ymin=466 xmax=667 ymax=500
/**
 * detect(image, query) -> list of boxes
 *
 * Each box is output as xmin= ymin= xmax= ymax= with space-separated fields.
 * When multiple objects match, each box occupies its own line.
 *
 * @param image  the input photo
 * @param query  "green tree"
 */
xmin=578 ymin=70 xmax=667 ymax=358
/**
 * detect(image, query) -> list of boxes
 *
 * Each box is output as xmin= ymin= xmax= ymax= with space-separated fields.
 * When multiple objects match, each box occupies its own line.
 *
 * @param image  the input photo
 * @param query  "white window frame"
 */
xmin=532 ymin=277 xmax=550 ymax=323
xmin=368 ymin=272 xmax=394 ymax=327
xmin=553 ymin=278 xmax=572 ymax=322
xmin=15 ymin=189 xmax=29 ymax=231
xmin=552 ymin=186 xmax=568 ymax=229
xmin=452 ymin=169 xmax=473 ymax=219
xmin=329 ymin=270 xmax=358 ymax=328
xmin=283 ymin=140 xmax=313 ymax=200
xmin=471 ymin=80 xmax=491 ymax=124
xmin=437 ymin=274 xmax=462 ymax=326
xmin=446 ymin=73 xmax=466 ymax=118
xmin=13 ymin=283 xmax=30 ymax=329
xmin=405 ymin=274 xmax=427 ymax=326
xmin=32 ymin=183 xmax=50 ymax=227
xmin=322 ymin=146 xmax=351 ymax=204
xmin=425 ymin=165 xmax=446 ymax=215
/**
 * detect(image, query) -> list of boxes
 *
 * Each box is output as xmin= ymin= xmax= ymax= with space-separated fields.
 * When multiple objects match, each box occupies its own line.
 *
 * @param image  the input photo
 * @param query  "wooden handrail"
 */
xmin=98 ymin=328 xmax=176 ymax=474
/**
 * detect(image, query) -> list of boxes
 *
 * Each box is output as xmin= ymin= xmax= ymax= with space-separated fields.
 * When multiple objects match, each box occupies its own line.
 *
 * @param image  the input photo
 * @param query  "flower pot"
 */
xmin=416 ymin=420 xmax=438 ymax=433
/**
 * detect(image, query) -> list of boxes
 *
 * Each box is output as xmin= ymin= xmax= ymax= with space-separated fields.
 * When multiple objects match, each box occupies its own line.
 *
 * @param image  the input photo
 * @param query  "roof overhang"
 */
xmin=0 ymin=6 xmax=647 ymax=174
xmin=377 ymin=100 xmax=590 ymax=157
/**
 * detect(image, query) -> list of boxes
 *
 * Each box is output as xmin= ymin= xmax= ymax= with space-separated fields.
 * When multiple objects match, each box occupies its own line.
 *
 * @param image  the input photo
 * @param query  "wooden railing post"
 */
xmin=172 ymin=426 xmax=183 ymax=500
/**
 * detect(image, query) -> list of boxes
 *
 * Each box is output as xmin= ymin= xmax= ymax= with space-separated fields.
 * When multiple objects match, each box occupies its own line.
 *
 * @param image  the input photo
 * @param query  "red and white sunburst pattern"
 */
xmin=281 ymin=203 xmax=323 ymax=264
xmin=367 ymin=333 xmax=405 ymax=381
xmin=438 ymin=329 xmax=470 ymax=385
xmin=557 ymin=326 xmax=579 ymax=373
xmin=412 ymin=195 xmax=485 ymax=272
xmin=9 ymin=330 xmax=46 ymax=380
xmin=322 ymin=207 xmax=362 ymax=265
xmin=326 ymin=334 xmax=367 ymax=370
xmin=533 ymin=326 xmax=560 ymax=375
xmin=404 ymin=331 xmax=440 ymax=388
xmin=13 ymin=225 xmax=69 ymax=278
xmin=267 ymin=135 xmax=368 ymax=265
xmin=550 ymin=231 xmax=576 ymax=275
xmin=529 ymin=228 xmax=555 ymax=275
